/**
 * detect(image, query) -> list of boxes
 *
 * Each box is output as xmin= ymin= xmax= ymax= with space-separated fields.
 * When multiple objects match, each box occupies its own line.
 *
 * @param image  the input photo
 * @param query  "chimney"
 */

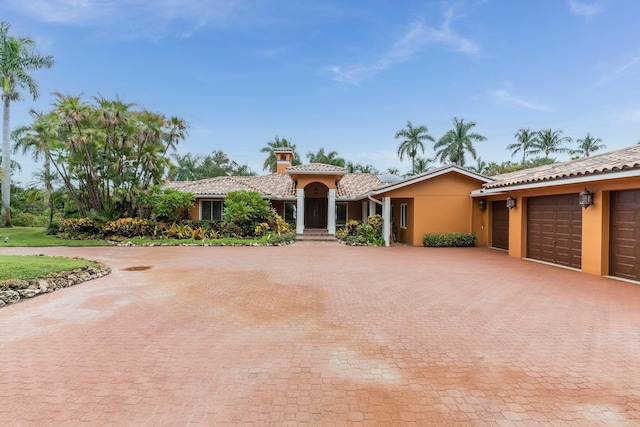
xmin=274 ymin=147 xmax=295 ymax=174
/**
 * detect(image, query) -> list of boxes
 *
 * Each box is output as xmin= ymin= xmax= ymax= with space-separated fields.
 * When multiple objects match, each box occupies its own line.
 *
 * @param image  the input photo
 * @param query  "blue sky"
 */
xmin=4 ymin=0 xmax=640 ymax=183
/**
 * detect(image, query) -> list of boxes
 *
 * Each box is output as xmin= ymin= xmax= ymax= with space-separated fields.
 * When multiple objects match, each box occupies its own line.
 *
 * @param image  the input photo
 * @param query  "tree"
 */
xmin=395 ymin=121 xmax=434 ymax=173
xmin=570 ymin=134 xmax=605 ymax=158
xmin=530 ymin=129 xmax=571 ymax=159
xmin=306 ymin=147 xmax=345 ymax=166
xmin=12 ymin=110 xmax=58 ymax=224
xmin=346 ymin=161 xmax=379 ymax=174
xmin=1 ymin=21 xmax=54 ymax=226
xmin=409 ymin=157 xmax=434 ymax=175
xmin=385 ymin=167 xmax=400 ymax=175
xmin=434 ymin=117 xmax=486 ymax=166
xmin=507 ymin=128 xmax=537 ymax=164
xmin=260 ymin=135 xmax=300 ymax=172
xmin=19 ymin=93 xmax=187 ymax=219
xmin=171 ymin=150 xmax=254 ymax=180
xmin=467 ymin=157 xmax=489 ymax=175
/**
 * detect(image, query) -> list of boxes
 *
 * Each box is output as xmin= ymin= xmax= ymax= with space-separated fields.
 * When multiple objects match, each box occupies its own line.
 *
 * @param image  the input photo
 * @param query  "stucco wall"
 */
xmin=380 ymin=172 xmax=485 ymax=246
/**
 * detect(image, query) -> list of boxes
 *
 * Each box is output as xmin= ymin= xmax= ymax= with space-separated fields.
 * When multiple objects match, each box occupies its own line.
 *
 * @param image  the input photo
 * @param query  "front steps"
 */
xmin=294 ymin=229 xmax=340 ymax=245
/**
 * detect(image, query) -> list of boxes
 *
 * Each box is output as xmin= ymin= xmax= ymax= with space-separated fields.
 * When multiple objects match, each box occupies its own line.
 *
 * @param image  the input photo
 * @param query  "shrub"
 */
xmin=58 ymin=218 xmax=101 ymax=238
xmin=266 ymin=231 xmax=296 ymax=245
xmin=335 ymin=215 xmax=385 ymax=246
xmin=103 ymin=218 xmax=156 ymax=238
xmin=12 ymin=212 xmax=39 ymax=227
xmin=423 ymin=232 xmax=477 ymax=247
xmin=223 ymin=190 xmax=272 ymax=237
xmin=139 ymin=186 xmax=195 ymax=221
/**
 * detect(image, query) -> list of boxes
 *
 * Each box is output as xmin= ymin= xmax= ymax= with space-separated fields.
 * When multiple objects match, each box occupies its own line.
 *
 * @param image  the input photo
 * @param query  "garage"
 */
xmin=610 ymin=190 xmax=640 ymax=281
xmin=527 ymin=194 xmax=582 ymax=269
xmin=491 ymin=200 xmax=509 ymax=250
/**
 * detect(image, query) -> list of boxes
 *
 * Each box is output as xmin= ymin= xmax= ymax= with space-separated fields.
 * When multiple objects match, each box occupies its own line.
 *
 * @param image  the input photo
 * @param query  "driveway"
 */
xmin=1 ymin=245 xmax=639 ymax=425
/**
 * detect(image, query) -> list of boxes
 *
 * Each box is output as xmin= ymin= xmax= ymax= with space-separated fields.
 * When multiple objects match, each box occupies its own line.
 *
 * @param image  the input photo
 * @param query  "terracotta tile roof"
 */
xmin=287 ymin=163 xmax=347 ymax=174
xmin=165 ymin=174 xmax=296 ymax=197
xmin=337 ymin=174 xmax=386 ymax=198
xmin=484 ymin=145 xmax=640 ymax=189
xmin=166 ymin=172 xmax=386 ymax=199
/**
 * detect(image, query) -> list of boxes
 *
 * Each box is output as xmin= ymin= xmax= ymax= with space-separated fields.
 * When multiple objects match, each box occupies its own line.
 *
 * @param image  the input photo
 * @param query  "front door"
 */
xmin=305 ymin=198 xmax=327 ymax=229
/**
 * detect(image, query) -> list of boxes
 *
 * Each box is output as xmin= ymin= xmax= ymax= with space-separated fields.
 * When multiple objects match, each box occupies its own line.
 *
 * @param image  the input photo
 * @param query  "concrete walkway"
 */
xmin=1 ymin=246 xmax=639 ymax=425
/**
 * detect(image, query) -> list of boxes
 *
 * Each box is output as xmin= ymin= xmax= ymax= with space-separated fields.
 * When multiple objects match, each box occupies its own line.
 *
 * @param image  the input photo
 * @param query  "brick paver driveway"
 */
xmin=1 ymin=245 xmax=639 ymax=425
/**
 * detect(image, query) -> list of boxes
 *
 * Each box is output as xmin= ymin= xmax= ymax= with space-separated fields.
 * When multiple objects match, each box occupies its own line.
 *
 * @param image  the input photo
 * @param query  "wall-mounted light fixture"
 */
xmin=506 ymin=195 xmax=516 ymax=210
xmin=579 ymin=188 xmax=594 ymax=209
xmin=313 ymin=186 xmax=319 ymax=196
xmin=478 ymin=199 xmax=487 ymax=211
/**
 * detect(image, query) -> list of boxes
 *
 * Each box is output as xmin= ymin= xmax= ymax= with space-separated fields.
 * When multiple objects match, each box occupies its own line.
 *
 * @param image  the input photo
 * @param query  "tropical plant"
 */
xmin=385 ymin=167 xmax=400 ymax=175
xmin=1 ymin=21 xmax=54 ymax=226
xmin=467 ymin=157 xmax=489 ymax=175
xmin=306 ymin=147 xmax=346 ymax=166
xmin=570 ymin=134 xmax=605 ymax=158
xmin=346 ymin=161 xmax=379 ymax=173
xmin=260 ymin=135 xmax=301 ymax=172
xmin=530 ymin=129 xmax=571 ymax=159
xmin=16 ymin=93 xmax=187 ymax=219
xmin=395 ymin=121 xmax=434 ymax=173
xmin=139 ymin=186 xmax=195 ymax=222
xmin=409 ymin=157 xmax=434 ymax=175
xmin=222 ymin=190 xmax=272 ymax=236
xmin=434 ymin=117 xmax=486 ymax=167
xmin=423 ymin=232 xmax=477 ymax=247
xmin=507 ymin=128 xmax=537 ymax=164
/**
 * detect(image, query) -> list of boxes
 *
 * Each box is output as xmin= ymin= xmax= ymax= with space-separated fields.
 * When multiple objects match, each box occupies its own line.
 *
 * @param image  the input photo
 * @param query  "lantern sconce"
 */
xmin=478 ymin=199 xmax=487 ymax=211
xmin=579 ymin=188 xmax=594 ymax=209
xmin=313 ymin=186 xmax=319 ymax=196
xmin=506 ymin=195 xmax=516 ymax=210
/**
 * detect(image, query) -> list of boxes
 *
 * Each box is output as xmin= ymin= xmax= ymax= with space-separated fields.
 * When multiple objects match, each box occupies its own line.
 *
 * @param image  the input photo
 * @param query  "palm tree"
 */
xmin=434 ymin=117 xmax=486 ymax=166
xmin=395 ymin=121 xmax=434 ymax=173
xmin=385 ymin=167 xmax=400 ymax=175
xmin=570 ymin=134 xmax=605 ymax=158
xmin=410 ymin=157 xmax=434 ymax=175
xmin=12 ymin=110 xmax=59 ymax=224
xmin=507 ymin=128 xmax=537 ymax=164
xmin=467 ymin=157 xmax=489 ymax=175
xmin=530 ymin=129 xmax=571 ymax=159
xmin=1 ymin=22 xmax=54 ymax=226
xmin=306 ymin=147 xmax=346 ymax=166
xmin=260 ymin=135 xmax=300 ymax=172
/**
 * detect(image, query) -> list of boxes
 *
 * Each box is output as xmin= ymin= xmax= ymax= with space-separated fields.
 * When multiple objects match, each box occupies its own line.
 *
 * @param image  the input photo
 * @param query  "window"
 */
xmin=201 ymin=200 xmax=224 ymax=221
xmin=284 ymin=202 xmax=297 ymax=223
xmin=336 ymin=203 xmax=348 ymax=226
xmin=400 ymin=203 xmax=407 ymax=229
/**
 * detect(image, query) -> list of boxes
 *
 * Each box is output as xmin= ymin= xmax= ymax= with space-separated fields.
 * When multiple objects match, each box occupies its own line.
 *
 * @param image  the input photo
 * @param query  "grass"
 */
xmin=0 ymin=255 xmax=98 ymax=282
xmin=124 ymin=235 xmax=273 ymax=246
xmin=0 ymin=227 xmax=111 ymax=247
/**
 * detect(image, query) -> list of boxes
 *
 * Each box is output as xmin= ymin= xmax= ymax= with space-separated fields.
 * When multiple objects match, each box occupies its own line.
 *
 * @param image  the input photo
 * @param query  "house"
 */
xmin=168 ymin=145 xmax=640 ymax=282
xmin=167 ymin=147 xmax=490 ymax=246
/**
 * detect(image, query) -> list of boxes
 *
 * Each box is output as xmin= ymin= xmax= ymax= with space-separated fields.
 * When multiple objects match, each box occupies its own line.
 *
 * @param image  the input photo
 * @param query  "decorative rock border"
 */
xmin=0 ymin=261 xmax=111 ymax=308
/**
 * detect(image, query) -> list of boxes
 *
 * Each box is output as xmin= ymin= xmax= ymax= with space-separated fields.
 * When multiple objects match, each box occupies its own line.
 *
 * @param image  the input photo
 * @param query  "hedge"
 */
xmin=423 ymin=232 xmax=477 ymax=247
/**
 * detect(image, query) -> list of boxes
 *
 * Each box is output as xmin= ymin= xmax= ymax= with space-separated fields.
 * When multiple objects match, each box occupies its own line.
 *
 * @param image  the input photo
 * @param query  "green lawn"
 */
xmin=0 ymin=255 xmax=98 ymax=282
xmin=0 ymin=227 xmax=111 ymax=247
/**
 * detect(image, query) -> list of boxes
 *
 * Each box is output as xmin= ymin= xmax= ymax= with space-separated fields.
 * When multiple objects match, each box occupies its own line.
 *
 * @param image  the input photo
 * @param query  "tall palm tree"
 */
xmin=395 ymin=121 xmax=434 ymax=173
xmin=530 ymin=129 xmax=571 ymax=159
xmin=434 ymin=117 xmax=486 ymax=166
xmin=306 ymin=147 xmax=345 ymax=166
xmin=570 ymin=134 xmax=605 ymax=158
xmin=507 ymin=128 xmax=537 ymax=164
xmin=260 ymin=135 xmax=300 ymax=172
xmin=1 ymin=22 xmax=54 ymax=226
xmin=12 ymin=110 xmax=58 ymax=224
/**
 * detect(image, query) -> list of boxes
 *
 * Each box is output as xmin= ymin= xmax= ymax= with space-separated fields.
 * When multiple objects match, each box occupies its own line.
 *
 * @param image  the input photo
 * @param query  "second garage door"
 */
xmin=527 ymin=194 xmax=582 ymax=269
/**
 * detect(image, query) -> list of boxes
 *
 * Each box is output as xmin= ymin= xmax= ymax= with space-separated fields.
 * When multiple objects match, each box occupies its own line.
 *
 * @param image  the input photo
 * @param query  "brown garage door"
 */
xmin=492 ymin=200 xmax=509 ymax=250
xmin=610 ymin=190 xmax=640 ymax=281
xmin=527 ymin=194 xmax=582 ymax=269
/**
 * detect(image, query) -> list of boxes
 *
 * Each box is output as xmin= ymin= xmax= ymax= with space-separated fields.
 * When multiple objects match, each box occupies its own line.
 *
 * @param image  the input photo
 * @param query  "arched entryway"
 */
xmin=304 ymin=182 xmax=328 ymax=229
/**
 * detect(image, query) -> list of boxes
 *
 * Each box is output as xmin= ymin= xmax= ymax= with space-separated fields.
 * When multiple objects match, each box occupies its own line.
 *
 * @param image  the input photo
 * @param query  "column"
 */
xmin=296 ymin=189 xmax=305 ymax=234
xmin=328 ymin=189 xmax=336 ymax=234
xmin=362 ymin=202 xmax=368 ymax=223
xmin=368 ymin=200 xmax=376 ymax=222
xmin=383 ymin=196 xmax=391 ymax=247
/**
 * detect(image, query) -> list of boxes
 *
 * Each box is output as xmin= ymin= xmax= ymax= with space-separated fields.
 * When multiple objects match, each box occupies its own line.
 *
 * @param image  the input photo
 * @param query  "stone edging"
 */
xmin=0 ymin=261 xmax=111 ymax=308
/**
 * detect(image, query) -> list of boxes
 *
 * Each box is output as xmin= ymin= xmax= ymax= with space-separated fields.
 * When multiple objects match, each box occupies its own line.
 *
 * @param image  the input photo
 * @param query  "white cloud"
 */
xmin=329 ymin=6 xmax=480 ymax=85
xmin=568 ymin=0 xmax=603 ymax=17
xmin=490 ymin=89 xmax=554 ymax=112
xmin=7 ymin=0 xmax=241 ymax=40
xmin=594 ymin=55 xmax=640 ymax=87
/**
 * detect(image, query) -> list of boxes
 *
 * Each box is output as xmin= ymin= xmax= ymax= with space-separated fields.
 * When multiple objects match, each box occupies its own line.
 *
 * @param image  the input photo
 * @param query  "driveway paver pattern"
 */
xmin=1 ymin=245 xmax=639 ymax=425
